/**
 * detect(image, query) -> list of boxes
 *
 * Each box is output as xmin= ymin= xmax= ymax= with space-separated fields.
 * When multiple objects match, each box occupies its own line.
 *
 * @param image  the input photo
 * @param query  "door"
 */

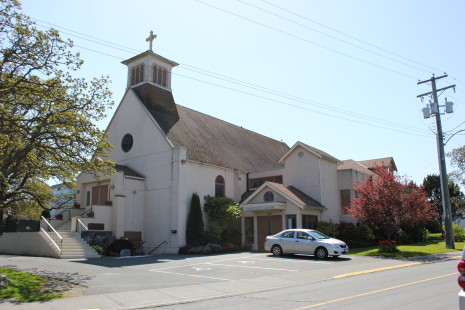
xmin=257 ymin=215 xmax=282 ymax=250
xmin=293 ymin=230 xmax=316 ymax=254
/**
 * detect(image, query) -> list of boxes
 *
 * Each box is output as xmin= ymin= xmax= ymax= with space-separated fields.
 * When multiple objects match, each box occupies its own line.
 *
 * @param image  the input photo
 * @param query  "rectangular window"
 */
xmin=248 ymin=175 xmax=283 ymax=189
xmin=302 ymin=215 xmax=318 ymax=229
xmin=286 ymin=215 xmax=296 ymax=229
xmin=162 ymin=69 xmax=167 ymax=87
xmin=86 ymin=191 xmax=91 ymax=206
xmin=245 ymin=217 xmax=254 ymax=244
xmin=340 ymin=190 xmax=351 ymax=210
xmin=91 ymin=185 xmax=109 ymax=205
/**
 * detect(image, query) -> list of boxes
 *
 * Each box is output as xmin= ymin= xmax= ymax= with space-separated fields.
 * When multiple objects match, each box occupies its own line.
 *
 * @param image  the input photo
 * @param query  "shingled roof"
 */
xmin=268 ymin=182 xmax=325 ymax=209
xmin=358 ymin=157 xmax=397 ymax=172
xmin=337 ymin=159 xmax=375 ymax=175
xmin=133 ymin=84 xmax=290 ymax=171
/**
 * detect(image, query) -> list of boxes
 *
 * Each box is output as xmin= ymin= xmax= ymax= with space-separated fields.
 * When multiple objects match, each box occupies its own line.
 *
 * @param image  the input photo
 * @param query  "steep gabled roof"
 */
xmin=269 ymin=183 xmax=324 ymax=209
xmin=133 ymin=83 xmax=290 ymax=171
xmin=241 ymin=181 xmax=325 ymax=210
xmin=279 ymin=141 xmax=340 ymax=164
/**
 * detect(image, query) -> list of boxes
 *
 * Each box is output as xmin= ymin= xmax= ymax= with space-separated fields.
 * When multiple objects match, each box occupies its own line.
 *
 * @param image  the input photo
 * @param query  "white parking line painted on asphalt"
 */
xmin=250 ymin=257 xmax=332 ymax=264
xmin=204 ymin=262 xmax=299 ymax=272
xmin=149 ymin=269 xmax=232 ymax=281
xmin=148 ymin=256 xmax=259 ymax=271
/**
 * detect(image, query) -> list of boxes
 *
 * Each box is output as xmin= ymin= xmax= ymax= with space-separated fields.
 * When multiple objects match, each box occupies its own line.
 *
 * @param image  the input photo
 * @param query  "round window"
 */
xmin=264 ymin=191 xmax=274 ymax=202
xmin=121 ymin=134 xmax=133 ymax=152
xmin=298 ymin=151 xmax=304 ymax=158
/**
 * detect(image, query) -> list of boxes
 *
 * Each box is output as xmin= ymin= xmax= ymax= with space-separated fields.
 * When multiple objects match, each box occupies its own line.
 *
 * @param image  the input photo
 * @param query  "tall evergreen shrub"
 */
xmin=186 ymin=193 xmax=204 ymax=245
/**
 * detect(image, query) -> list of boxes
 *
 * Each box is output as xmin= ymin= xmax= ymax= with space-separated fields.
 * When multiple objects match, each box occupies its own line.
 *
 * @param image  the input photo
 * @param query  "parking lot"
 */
xmin=1 ymin=251 xmax=412 ymax=296
xmin=1 ymin=251 xmax=460 ymax=309
xmin=143 ymin=253 xmax=337 ymax=282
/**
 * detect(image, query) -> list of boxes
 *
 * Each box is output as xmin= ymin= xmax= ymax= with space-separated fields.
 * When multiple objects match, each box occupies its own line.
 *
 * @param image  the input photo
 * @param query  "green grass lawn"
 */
xmin=0 ymin=268 xmax=63 ymax=302
xmin=351 ymin=240 xmax=465 ymax=258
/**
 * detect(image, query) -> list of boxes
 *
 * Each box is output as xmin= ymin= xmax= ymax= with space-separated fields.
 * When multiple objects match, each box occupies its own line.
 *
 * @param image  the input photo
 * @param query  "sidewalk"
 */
xmin=0 ymin=251 xmax=461 ymax=310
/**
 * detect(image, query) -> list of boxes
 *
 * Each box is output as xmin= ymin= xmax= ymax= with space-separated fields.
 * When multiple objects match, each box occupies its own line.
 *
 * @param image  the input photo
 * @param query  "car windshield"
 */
xmin=309 ymin=231 xmax=330 ymax=239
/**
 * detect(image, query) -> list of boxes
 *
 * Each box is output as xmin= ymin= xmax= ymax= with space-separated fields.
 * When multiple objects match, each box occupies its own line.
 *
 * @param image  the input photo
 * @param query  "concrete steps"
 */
xmin=42 ymin=220 xmax=100 ymax=259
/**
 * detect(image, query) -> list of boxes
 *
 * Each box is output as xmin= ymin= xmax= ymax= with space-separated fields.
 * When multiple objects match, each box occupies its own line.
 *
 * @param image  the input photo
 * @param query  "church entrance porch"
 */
xmin=256 ymin=215 xmax=282 ymax=250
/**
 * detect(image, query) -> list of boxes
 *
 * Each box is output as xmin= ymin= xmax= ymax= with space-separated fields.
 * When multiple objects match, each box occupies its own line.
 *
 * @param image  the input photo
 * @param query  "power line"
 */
xmin=30 ymin=16 xmax=440 ymax=138
xmin=178 ymin=65 xmax=429 ymax=134
xmin=236 ymin=0 xmax=436 ymax=76
xmin=259 ymin=0 xmax=445 ymax=74
xmin=194 ymin=0 xmax=419 ymax=80
xmin=174 ymin=71 xmax=433 ymax=138
xmin=32 ymin=19 xmax=432 ymax=136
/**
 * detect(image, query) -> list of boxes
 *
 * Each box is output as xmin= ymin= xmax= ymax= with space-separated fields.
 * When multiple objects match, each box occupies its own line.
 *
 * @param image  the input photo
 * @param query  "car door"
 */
xmin=277 ymin=230 xmax=295 ymax=253
xmin=293 ymin=230 xmax=316 ymax=254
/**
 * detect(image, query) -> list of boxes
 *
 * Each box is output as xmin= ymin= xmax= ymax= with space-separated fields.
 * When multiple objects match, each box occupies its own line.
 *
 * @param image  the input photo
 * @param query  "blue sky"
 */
xmin=21 ymin=0 xmax=465 ymax=186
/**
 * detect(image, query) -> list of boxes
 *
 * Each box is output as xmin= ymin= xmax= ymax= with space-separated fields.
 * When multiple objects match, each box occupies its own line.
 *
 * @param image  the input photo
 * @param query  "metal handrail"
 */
xmin=52 ymin=208 xmax=71 ymax=220
xmin=40 ymin=216 xmax=63 ymax=253
xmin=148 ymin=241 xmax=167 ymax=254
xmin=77 ymin=218 xmax=88 ymax=233
xmin=78 ymin=208 xmax=93 ymax=217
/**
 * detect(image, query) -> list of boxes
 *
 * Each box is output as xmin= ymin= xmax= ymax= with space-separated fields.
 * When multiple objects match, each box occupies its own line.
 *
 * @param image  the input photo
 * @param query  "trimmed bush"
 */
xmin=186 ymin=193 xmax=204 ymax=246
xmin=316 ymin=221 xmax=338 ymax=237
xmin=337 ymin=222 xmax=375 ymax=248
xmin=204 ymin=195 xmax=242 ymax=246
xmin=449 ymin=224 xmax=465 ymax=242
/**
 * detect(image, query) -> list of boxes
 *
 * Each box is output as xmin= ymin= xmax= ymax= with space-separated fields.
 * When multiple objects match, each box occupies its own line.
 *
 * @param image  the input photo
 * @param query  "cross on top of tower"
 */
xmin=146 ymin=30 xmax=157 ymax=51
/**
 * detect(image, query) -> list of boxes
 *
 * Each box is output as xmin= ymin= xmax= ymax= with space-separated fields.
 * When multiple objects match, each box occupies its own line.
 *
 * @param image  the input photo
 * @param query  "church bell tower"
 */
xmin=121 ymin=31 xmax=179 ymax=91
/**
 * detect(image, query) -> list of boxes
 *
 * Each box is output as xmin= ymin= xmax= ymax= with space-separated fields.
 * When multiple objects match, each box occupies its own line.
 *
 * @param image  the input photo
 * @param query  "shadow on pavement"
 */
xmin=265 ymin=254 xmax=352 ymax=262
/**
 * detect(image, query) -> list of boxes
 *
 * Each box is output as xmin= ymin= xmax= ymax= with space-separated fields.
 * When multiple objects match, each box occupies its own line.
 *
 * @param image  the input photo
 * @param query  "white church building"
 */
xmin=76 ymin=36 xmax=397 ymax=253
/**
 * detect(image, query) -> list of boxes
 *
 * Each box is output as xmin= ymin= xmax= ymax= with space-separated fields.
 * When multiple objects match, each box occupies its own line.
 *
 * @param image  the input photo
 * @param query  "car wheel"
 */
xmin=271 ymin=245 xmax=283 ymax=256
xmin=315 ymin=247 xmax=328 ymax=259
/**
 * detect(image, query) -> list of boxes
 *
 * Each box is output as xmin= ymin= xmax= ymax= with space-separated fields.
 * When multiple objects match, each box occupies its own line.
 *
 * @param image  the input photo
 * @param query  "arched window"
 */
xmin=152 ymin=64 xmax=167 ymax=87
xmin=131 ymin=64 xmax=144 ymax=86
xmin=215 ymin=175 xmax=225 ymax=197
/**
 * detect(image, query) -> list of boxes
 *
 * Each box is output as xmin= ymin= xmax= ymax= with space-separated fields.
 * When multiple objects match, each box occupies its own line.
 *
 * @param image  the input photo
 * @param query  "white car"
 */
xmin=264 ymin=229 xmax=348 ymax=259
xmin=458 ymin=247 xmax=465 ymax=310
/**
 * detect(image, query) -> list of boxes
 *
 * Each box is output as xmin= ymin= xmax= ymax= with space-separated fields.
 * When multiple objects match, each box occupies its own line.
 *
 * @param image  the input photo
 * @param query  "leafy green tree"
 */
xmin=186 ymin=193 xmax=204 ymax=246
xmin=0 ymin=0 xmax=114 ymax=215
xmin=203 ymin=195 xmax=241 ymax=244
xmin=449 ymin=145 xmax=465 ymax=187
xmin=422 ymin=174 xmax=465 ymax=226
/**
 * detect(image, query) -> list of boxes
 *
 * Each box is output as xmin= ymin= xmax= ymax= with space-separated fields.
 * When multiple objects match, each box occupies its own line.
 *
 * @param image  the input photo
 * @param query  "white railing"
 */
xmin=77 ymin=218 xmax=89 ymax=234
xmin=40 ymin=216 xmax=63 ymax=253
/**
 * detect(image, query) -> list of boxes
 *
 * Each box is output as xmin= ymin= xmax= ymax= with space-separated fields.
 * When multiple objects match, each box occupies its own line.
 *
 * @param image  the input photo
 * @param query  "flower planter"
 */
xmin=87 ymin=212 xmax=95 ymax=218
xmin=55 ymin=214 xmax=63 ymax=220
xmin=104 ymin=201 xmax=113 ymax=206
xmin=73 ymin=203 xmax=80 ymax=208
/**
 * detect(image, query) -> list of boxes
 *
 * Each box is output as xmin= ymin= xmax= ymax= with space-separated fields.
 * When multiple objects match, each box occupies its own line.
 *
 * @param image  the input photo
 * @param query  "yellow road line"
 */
xmin=294 ymin=273 xmax=457 ymax=309
xmin=333 ymin=262 xmax=422 ymax=278
xmin=334 ymin=255 xmax=462 ymax=279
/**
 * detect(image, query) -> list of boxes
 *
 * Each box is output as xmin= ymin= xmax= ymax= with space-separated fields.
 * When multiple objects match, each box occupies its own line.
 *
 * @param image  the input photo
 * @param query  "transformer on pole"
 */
xmin=417 ymin=74 xmax=456 ymax=249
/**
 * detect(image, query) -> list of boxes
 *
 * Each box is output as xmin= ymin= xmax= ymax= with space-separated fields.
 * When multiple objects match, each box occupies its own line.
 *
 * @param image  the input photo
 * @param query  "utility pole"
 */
xmin=417 ymin=74 xmax=455 ymax=249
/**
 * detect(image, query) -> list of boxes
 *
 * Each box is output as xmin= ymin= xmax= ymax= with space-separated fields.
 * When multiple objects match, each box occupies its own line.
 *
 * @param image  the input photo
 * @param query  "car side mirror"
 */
xmin=307 ymin=236 xmax=314 ymax=240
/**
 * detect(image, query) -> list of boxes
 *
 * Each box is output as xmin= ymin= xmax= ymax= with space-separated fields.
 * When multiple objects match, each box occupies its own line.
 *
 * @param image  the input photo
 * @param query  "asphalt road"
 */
xmin=159 ymin=258 xmax=458 ymax=310
xmin=0 ymin=251 xmax=461 ymax=309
